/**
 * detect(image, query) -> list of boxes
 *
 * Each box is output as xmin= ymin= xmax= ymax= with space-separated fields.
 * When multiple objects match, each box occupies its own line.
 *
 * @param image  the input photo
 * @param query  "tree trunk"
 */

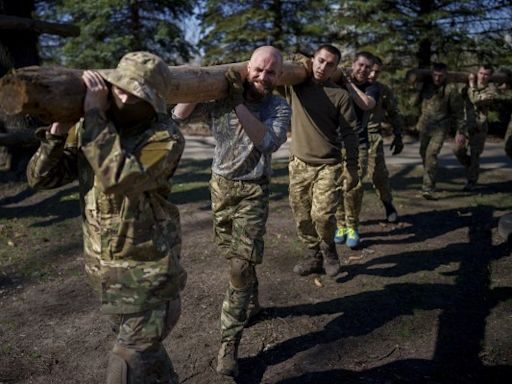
xmin=405 ymin=68 xmax=512 ymax=84
xmin=0 ymin=61 xmax=309 ymax=123
xmin=0 ymin=15 xmax=80 ymax=37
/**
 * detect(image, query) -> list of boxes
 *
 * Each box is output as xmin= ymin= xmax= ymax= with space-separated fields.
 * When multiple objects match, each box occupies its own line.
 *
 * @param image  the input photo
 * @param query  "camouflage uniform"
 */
xmin=415 ymin=81 xmax=465 ymax=191
xmin=336 ymin=81 xmax=380 ymax=232
xmin=367 ymin=82 xmax=404 ymax=203
xmin=281 ymin=77 xmax=358 ymax=274
xmin=174 ymin=94 xmax=290 ymax=346
xmin=27 ymin=52 xmax=186 ymax=384
xmin=453 ymin=83 xmax=498 ymax=185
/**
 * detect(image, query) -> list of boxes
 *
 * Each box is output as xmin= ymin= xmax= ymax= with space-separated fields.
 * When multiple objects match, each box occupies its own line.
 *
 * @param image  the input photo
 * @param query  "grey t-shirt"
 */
xmin=174 ymin=95 xmax=291 ymax=181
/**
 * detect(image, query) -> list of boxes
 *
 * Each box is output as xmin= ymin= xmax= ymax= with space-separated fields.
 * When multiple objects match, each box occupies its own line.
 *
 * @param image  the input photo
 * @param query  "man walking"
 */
xmin=365 ymin=56 xmax=404 ymax=222
xmin=172 ymin=46 xmax=291 ymax=378
xmin=335 ymin=51 xmax=380 ymax=248
xmin=453 ymin=65 xmax=497 ymax=191
xmin=27 ymin=52 xmax=187 ymax=383
xmin=281 ymin=44 xmax=358 ymax=276
xmin=414 ymin=62 xmax=465 ymax=199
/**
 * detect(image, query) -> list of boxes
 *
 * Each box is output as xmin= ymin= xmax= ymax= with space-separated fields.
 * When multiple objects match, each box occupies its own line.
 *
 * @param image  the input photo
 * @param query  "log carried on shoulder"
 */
xmin=406 ymin=68 xmax=511 ymax=85
xmin=0 ymin=61 xmax=310 ymax=124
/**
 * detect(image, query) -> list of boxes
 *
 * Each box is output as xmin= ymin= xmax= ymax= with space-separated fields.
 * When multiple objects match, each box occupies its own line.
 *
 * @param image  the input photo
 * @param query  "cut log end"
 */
xmin=0 ymin=76 xmax=28 ymax=116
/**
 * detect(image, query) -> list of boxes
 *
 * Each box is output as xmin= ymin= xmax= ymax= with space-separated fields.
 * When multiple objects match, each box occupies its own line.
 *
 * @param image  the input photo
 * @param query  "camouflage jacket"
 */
xmin=27 ymin=109 xmax=186 ymax=314
xmin=174 ymin=95 xmax=290 ymax=181
xmin=464 ymin=83 xmax=498 ymax=131
xmin=414 ymin=81 xmax=466 ymax=135
xmin=367 ymin=82 xmax=404 ymax=136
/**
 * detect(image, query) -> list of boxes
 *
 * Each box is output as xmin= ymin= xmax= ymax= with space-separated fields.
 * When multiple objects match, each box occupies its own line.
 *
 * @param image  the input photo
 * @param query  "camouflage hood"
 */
xmin=99 ymin=51 xmax=171 ymax=114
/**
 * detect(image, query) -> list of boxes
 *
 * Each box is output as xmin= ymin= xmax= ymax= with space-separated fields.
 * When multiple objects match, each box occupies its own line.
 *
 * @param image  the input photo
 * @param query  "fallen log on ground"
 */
xmin=406 ymin=68 xmax=511 ymax=85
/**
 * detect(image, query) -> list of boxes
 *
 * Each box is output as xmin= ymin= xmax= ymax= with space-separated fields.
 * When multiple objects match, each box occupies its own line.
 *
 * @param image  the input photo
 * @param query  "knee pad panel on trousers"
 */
xmin=229 ymin=258 xmax=255 ymax=289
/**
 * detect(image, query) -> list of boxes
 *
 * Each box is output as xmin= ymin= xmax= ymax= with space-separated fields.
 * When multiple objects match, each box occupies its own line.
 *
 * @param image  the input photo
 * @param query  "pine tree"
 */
xmin=331 ymin=0 xmax=512 ymax=69
xmin=37 ymin=0 xmax=194 ymax=68
xmin=199 ymin=0 xmax=333 ymax=64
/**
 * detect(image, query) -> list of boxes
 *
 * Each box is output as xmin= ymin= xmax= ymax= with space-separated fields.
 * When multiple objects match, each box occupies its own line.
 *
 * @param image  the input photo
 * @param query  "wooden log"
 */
xmin=405 ymin=68 xmax=512 ymax=85
xmin=0 ymin=61 xmax=309 ymax=124
xmin=0 ymin=15 xmax=80 ymax=37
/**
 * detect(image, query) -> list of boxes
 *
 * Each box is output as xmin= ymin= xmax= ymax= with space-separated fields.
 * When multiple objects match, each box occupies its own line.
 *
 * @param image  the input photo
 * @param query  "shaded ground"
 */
xmin=1 ymin=155 xmax=512 ymax=383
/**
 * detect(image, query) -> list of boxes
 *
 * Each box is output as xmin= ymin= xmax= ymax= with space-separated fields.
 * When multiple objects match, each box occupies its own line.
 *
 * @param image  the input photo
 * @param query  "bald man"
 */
xmin=173 ymin=46 xmax=291 ymax=377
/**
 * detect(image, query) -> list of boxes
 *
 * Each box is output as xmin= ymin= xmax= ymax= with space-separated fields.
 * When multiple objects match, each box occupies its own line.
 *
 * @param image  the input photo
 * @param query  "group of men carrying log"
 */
xmin=23 ymin=43 xmax=512 ymax=383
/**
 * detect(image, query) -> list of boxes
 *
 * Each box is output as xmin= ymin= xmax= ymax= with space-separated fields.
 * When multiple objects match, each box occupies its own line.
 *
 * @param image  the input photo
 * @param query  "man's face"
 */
xmin=351 ymin=56 xmax=372 ymax=84
xmin=246 ymin=54 xmax=281 ymax=98
xmin=112 ymin=86 xmax=143 ymax=104
xmin=432 ymin=70 xmax=446 ymax=86
xmin=312 ymin=48 xmax=339 ymax=82
xmin=368 ymin=63 xmax=382 ymax=84
xmin=477 ymin=67 xmax=493 ymax=87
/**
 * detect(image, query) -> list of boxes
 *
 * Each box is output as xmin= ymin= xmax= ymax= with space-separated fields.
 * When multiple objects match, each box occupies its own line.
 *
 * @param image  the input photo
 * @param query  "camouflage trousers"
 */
xmin=210 ymin=174 xmax=268 ymax=342
xmin=419 ymin=123 xmax=448 ymax=190
xmin=367 ymin=133 xmax=393 ymax=203
xmin=453 ymin=123 xmax=488 ymax=183
xmin=336 ymin=146 xmax=369 ymax=229
xmin=288 ymin=155 xmax=342 ymax=251
xmin=505 ymin=119 xmax=512 ymax=160
xmin=107 ymin=297 xmax=181 ymax=383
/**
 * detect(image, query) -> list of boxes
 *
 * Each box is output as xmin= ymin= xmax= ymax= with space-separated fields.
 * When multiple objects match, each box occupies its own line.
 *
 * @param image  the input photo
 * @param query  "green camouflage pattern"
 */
xmin=27 ymin=112 xmax=186 ymax=315
xmin=415 ymin=82 xmax=466 ymax=135
xmin=453 ymin=84 xmax=498 ymax=183
xmin=414 ymin=81 xmax=465 ymax=190
xmin=419 ymin=124 xmax=447 ymax=190
xmin=210 ymin=174 xmax=269 ymax=264
xmin=99 ymin=51 xmax=172 ymax=114
xmin=220 ymin=283 xmax=253 ymax=342
xmin=367 ymin=133 xmax=393 ymax=203
xmin=108 ymin=298 xmax=181 ymax=383
xmin=336 ymin=146 xmax=369 ymax=229
xmin=367 ymin=82 xmax=404 ymax=136
xmin=289 ymin=156 xmax=342 ymax=250
xmin=210 ymin=174 xmax=268 ymax=342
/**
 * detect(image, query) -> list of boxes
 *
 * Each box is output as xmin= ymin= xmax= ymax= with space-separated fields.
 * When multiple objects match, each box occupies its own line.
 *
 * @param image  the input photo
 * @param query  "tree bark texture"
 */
xmin=0 ymin=61 xmax=309 ymax=123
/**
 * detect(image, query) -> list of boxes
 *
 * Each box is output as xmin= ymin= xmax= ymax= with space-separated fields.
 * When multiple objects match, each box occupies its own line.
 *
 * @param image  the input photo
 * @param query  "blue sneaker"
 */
xmin=334 ymin=227 xmax=347 ymax=244
xmin=346 ymin=227 xmax=360 ymax=249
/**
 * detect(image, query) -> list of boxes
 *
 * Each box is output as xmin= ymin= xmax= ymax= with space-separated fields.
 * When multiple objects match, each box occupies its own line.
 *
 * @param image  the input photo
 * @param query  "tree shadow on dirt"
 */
xmin=0 ymin=184 xmax=79 ymax=226
xmin=236 ymin=205 xmax=512 ymax=383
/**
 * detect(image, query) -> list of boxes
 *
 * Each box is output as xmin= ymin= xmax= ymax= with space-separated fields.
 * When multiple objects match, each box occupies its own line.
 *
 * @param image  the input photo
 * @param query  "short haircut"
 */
xmin=314 ymin=44 xmax=341 ymax=64
xmin=372 ymin=55 xmax=383 ymax=66
xmin=481 ymin=64 xmax=494 ymax=74
xmin=432 ymin=62 xmax=448 ymax=72
xmin=354 ymin=51 xmax=375 ymax=64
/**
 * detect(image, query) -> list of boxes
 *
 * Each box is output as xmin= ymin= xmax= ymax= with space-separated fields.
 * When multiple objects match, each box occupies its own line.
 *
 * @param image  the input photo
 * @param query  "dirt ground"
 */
xmin=1 ymin=153 xmax=512 ymax=384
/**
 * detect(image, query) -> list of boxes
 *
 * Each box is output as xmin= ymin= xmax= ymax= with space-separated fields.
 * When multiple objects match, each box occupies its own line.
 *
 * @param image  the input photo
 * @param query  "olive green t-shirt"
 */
xmin=283 ymin=78 xmax=358 ymax=166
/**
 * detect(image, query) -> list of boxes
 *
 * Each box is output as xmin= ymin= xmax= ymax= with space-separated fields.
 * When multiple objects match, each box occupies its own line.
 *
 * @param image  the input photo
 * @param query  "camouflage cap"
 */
xmin=98 ymin=51 xmax=171 ymax=114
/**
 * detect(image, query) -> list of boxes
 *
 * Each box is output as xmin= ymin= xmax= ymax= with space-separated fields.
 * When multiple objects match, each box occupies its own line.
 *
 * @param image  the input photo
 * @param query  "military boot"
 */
xmin=321 ymin=243 xmax=341 ymax=277
xmin=216 ymin=339 xmax=240 ymax=377
xmin=293 ymin=249 xmax=322 ymax=276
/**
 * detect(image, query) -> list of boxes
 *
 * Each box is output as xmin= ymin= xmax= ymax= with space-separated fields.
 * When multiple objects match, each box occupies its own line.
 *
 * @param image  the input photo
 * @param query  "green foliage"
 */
xmin=331 ymin=0 xmax=512 ymax=70
xmin=199 ymin=0 xmax=333 ymax=64
xmin=37 ymin=0 xmax=194 ymax=68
